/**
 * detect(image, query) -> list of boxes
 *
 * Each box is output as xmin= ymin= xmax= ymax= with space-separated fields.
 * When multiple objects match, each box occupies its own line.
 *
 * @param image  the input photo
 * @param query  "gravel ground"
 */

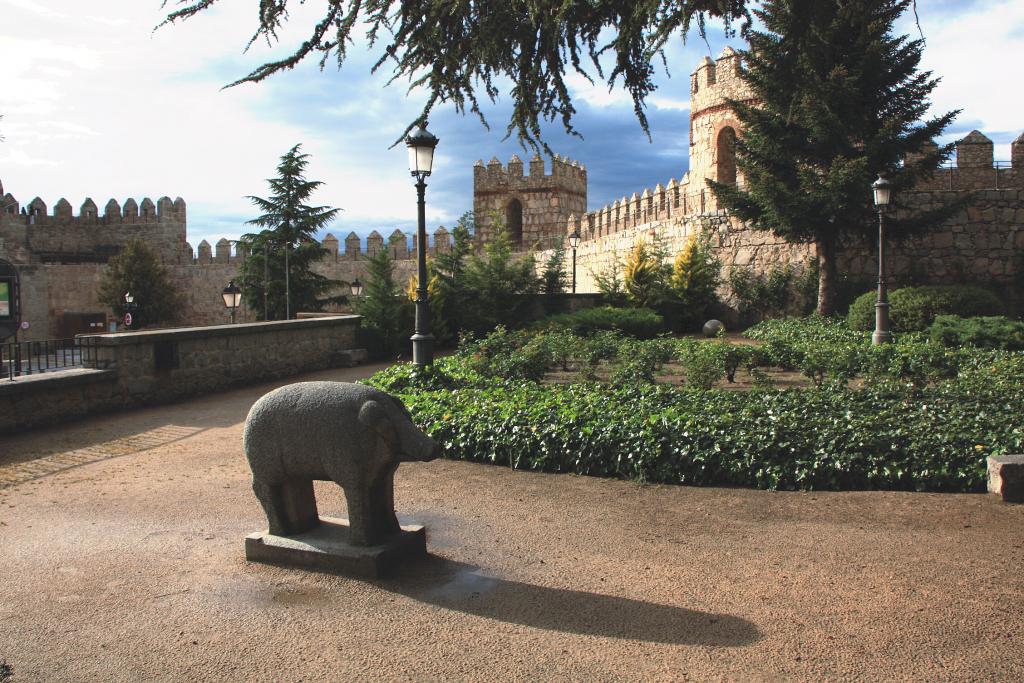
xmin=1 ymin=362 xmax=1022 ymax=682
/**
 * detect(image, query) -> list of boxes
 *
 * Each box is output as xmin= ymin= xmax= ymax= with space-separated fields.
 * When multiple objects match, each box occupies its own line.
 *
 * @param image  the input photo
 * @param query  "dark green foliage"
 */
xmin=367 ymin=346 xmax=1024 ymax=492
xmin=541 ymin=306 xmax=664 ymax=339
xmin=929 ymin=315 xmax=1024 ymax=351
xmin=591 ymin=257 xmax=628 ymax=307
xmin=97 ymin=238 xmax=181 ymax=328
xmin=540 ymin=246 xmax=568 ymax=295
xmin=238 ymin=144 xmax=341 ymax=320
xmin=430 ymin=212 xmax=475 ymax=341
xmin=159 ymin=1 xmax=751 ymax=151
xmin=847 ymin=286 xmax=1004 ymax=332
xmin=354 ymin=248 xmax=411 ymax=360
xmin=459 ymin=224 xmax=539 ymax=335
xmin=708 ymin=0 xmax=959 ymax=315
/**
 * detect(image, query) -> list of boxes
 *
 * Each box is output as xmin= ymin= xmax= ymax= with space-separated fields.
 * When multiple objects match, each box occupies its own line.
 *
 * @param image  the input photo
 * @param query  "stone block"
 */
xmin=987 ymin=456 xmax=1024 ymax=503
xmin=245 ymin=517 xmax=427 ymax=578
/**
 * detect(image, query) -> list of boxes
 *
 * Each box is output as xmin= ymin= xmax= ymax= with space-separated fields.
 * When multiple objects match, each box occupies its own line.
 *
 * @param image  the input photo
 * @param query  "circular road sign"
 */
xmin=124 ymin=312 xmax=133 ymax=327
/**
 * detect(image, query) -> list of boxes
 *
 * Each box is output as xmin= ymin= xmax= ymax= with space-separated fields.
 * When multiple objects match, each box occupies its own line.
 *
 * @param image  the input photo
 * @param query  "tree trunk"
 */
xmin=816 ymin=235 xmax=837 ymax=316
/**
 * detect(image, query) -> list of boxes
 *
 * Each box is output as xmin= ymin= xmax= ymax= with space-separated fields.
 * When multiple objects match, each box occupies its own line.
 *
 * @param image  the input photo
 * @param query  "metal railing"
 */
xmin=2 ymin=337 xmax=99 ymax=380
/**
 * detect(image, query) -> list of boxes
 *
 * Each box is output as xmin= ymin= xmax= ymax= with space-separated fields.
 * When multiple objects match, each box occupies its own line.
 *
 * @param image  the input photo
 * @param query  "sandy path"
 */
xmin=1 ymin=363 xmax=1022 ymax=682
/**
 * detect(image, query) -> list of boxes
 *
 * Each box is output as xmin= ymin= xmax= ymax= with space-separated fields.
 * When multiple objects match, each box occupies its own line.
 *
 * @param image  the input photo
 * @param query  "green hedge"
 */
xmin=928 ymin=315 xmax=1024 ymax=351
xmin=370 ymin=359 xmax=1023 ymax=492
xmin=539 ymin=306 xmax=665 ymax=339
xmin=367 ymin=319 xmax=1024 ymax=493
xmin=847 ymin=285 xmax=1003 ymax=333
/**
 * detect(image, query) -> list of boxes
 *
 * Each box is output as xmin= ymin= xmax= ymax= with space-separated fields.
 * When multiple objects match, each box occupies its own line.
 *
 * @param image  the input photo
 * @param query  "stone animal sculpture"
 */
xmin=244 ymin=382 xmax=439 ymax=546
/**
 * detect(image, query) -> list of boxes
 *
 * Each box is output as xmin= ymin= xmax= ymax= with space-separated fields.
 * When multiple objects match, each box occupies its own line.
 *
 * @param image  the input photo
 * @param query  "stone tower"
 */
xmin=472 ymin=153 xmax=587 ymax=248
xmin=688 ymin=46 xmax=756 ymax=205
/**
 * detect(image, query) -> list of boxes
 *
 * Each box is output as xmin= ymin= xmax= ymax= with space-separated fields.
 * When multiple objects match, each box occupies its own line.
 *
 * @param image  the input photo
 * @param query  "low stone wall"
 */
xmin=0 ymin=315 xmax=362 ymax=434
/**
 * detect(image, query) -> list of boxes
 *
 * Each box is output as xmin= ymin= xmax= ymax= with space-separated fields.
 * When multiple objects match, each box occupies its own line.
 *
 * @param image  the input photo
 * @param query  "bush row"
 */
xmin=369 ymin=356 xmax=1023 ymax=492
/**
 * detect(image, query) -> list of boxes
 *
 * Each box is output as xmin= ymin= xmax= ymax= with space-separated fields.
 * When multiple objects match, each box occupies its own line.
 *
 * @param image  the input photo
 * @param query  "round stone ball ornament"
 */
xmin=703 ymin=319 xmax=725 ymax=337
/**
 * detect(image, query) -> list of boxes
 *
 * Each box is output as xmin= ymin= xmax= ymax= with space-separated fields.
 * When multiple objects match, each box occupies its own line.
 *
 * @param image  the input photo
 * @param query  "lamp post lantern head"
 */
xmin=568 ymin=230 xmax=581 ymax=250
xmin=124 ymin=291 xmax=134 ymax=304
xmin=872 ymin=175 xmax=893 ymax=207
xmin=406 ymin=123 xmax=439 ymax=178
xmin=222 ymin=280 xmax=242 ymax=310
xmin=350 ymin=278 xmax=364 ymax=298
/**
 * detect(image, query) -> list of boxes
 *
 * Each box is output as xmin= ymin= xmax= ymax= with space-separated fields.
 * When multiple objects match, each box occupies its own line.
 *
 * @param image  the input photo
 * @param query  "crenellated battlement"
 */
xmin=472 ymin=153 xmax=589 ymax=247
xmin=473 ymin=153 xmax=587 ymax=194
xmin=181 ymin=227 xmax=456 ymax=264
xmin=0 ymin=186 xmax=186 ymax=225
xmin=0 ymin=179 xmax=187 ymax=266
xmin=690 ymin=46 xmax=753 ymax=116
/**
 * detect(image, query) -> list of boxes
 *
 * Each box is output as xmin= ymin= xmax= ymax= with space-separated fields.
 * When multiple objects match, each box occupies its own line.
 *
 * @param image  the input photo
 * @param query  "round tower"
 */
xmin=688 ymin=46 xmax=756 ymax=200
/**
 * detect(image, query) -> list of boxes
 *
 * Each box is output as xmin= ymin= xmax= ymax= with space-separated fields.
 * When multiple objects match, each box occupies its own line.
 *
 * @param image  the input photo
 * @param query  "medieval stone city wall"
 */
xmin=531 ymin=47 xmax=1024 ymax=311
xmin=0 ymin=183 xmax=437 ymax=341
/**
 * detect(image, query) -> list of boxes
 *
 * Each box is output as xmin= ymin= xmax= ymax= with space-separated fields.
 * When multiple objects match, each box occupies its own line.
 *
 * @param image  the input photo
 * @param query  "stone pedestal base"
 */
xmin=245 ymin=516 xmax=426 ymax=578
xmin=987 ymin=455 xmax=1024 ymax=503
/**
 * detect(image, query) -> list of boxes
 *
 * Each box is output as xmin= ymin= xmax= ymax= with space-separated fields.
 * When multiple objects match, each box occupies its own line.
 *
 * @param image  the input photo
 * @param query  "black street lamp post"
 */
xmin=568 ymin=229 xmax=581 ymax=293
xmin=222 ymin=279 xmax=242 ymax=324
xmin=872 ymin=175 xmax=894 ymax=345
xmin=405 ymin=122 xmax=439 ymax=367
xmin=349 ymin=278 xmax=363 ymax=299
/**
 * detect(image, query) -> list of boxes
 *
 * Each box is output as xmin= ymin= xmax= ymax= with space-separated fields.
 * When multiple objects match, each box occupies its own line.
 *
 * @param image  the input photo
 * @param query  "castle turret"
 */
xmin=472 ymin=152 xmax=588 ymax=247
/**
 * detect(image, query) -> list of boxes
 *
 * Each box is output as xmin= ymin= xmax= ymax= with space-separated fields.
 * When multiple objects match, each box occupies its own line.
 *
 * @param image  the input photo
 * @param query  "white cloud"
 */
xmin=912 ymin=0 xmax=1024 ymax=158
xmin=0 ymin=0 xmax=1019 ymax=251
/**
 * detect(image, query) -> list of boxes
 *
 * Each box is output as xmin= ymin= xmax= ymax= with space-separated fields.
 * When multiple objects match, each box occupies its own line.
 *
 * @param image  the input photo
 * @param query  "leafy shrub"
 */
xmin=725 ymin=260 xmax=828 ymax=323
xmin=670 ymin=232 xmax=721 ymax=330
xmin=365 ymin=319 xmax=1024 ymax=493
xmin=624 ymin=239 xmax=671 ymax=308
xmin=542 ymin=306 xmax=664 ymax=339
xmin=928 ymin=315 xmax=1024 ymax=351
xmin=847 ymin=285 xmax=1003 ymax=333
xmin=371 ymin=377 xmax=1020 ymax=493
xmin=591 ymin=256 xmax=628 ymax=307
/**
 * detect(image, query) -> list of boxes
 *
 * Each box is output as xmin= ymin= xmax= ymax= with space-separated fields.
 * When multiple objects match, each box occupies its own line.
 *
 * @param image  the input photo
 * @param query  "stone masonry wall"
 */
xmin=534 ymin=47 xmax=1024 ymax=312
xmin=0 ymin=315 xmax=362 ymax=433
xmin=473 ymin=153 xmax=587 ymax=248
xmin=0 ymin=179 xmax=435 ymax=341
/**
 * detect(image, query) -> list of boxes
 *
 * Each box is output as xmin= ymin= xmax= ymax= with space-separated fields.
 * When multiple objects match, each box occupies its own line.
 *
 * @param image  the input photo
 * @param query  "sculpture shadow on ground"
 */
xmin=378 ymin=555 xmax=761 ymax=647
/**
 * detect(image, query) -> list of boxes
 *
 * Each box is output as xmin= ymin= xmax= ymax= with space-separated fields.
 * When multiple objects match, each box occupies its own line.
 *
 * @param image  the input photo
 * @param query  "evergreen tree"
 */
xmin=97 ymin=238 xmax=181 ymax=328
xmin=431 ymin=212 xmax=476 ymax=337
xmin=623 ymin=238 xmax=671 ymax=309
xmin=540 ymin=246 xmax=568 ymax=295
xmin=354 ymin=248 xmax=409 ymax=358
xmin=461 ymin=215 xmax=539 ymax=334
xmin=670 ymin=230 xmax=721 ymax=327
xmin=238 ymin=144 xmax=341 ymax=320
xmin=708 ymin=0 xmax=958 ymax=315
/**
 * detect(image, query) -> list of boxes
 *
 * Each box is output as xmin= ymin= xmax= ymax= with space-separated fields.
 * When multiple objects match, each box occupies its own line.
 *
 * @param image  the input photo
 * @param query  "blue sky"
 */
xmin=1 ymin=0 xmax=1022 ymax=250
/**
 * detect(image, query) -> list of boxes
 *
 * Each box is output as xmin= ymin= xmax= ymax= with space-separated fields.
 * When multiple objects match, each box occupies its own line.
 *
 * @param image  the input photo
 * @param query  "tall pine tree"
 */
xmin=708 ymin=0 xmax=958 ymax=315
xmin=239 ymin=144 xmax=341 ymax=320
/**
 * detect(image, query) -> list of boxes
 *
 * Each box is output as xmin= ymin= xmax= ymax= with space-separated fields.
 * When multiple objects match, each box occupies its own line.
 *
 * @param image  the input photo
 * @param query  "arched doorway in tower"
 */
xmin=506 ymin=198 xmax=523 ymax=243
xmin=716 ymin=126 xmax=738 ymax=186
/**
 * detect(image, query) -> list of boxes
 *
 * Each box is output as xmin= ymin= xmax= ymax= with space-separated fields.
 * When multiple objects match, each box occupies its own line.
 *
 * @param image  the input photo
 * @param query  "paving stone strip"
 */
xmin=0 ymin=425 xmax=202 ymax=490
